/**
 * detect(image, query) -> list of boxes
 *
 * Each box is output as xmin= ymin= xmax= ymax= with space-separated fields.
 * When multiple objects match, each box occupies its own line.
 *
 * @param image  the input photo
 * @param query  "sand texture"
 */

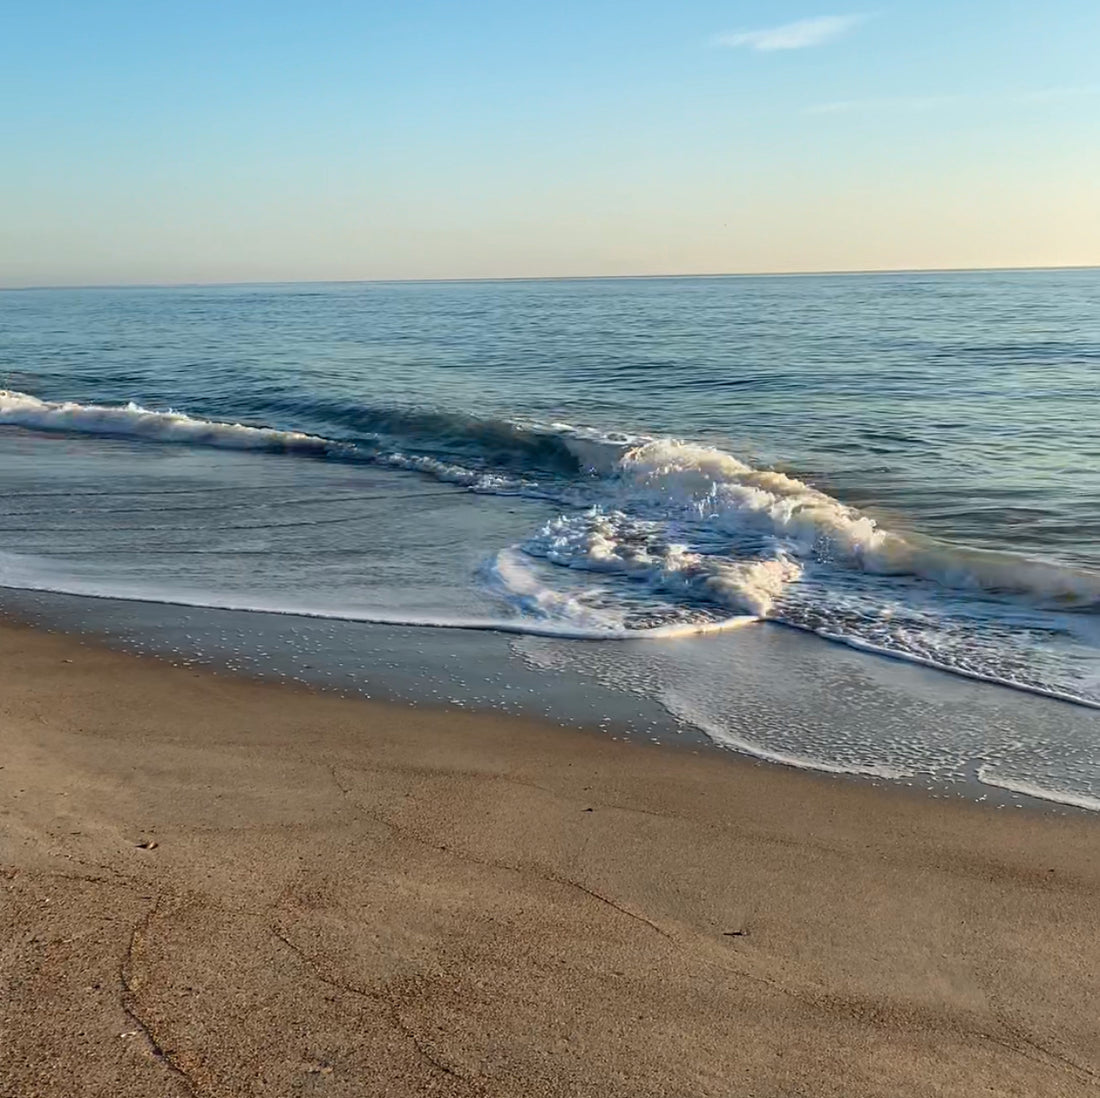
xmin=1 ymin=619 xmax=1098 ymax=1097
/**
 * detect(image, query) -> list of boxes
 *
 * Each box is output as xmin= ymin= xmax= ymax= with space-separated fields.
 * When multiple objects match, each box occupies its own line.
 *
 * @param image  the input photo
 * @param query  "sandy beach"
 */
xmin=6 ymin=0 xmax=1100 ymax=1092
xmin=1 ymin=616 xmax=1097 ymax=1097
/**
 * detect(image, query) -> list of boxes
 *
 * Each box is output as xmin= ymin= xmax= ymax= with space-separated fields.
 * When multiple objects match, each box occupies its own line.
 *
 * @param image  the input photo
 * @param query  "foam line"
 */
xmin=975 ymin=767 xmax=1100 ymax=812
xmin=658 ymin=694 xmax=913 ymax=779
xmin=0 ymin=388 xmax=335 ymax=454
xmin=0 ymin=578 xmax=757 ymax=641
xmin=785 ymin=623 xmax=1100 ymax=710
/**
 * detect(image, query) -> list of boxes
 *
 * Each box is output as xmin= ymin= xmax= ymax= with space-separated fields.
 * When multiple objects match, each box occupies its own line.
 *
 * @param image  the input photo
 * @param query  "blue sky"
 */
xmin=2 ymin=1 xmax=1098 ymax=285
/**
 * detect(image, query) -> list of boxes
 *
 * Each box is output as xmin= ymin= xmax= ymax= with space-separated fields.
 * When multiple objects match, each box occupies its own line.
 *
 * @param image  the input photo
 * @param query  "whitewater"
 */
xmin=2 ymin=386 xmax=1098 ymax=706
xmin=2 ymin=272 xmax=1098 ymax=807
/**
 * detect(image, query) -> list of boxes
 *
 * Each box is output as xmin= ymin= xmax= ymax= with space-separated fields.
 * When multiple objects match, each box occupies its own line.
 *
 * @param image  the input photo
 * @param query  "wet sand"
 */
xmin=1 ymin=617 xmax=1097 ymax=1097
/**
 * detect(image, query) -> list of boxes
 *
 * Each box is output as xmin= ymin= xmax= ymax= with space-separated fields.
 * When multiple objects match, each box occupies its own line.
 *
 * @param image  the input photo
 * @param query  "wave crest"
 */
xmin=612 ymin=438 xmax=1100 ymax=607
xmin=3 ymin=388 xmax=1098 ymax=614
xmin=0 ymin=389 xmax=335 ymax=455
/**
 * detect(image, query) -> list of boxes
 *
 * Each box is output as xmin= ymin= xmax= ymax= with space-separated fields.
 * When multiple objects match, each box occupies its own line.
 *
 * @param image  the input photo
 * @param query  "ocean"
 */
xmin=2 ymin=270 xmax=1098 ymax=807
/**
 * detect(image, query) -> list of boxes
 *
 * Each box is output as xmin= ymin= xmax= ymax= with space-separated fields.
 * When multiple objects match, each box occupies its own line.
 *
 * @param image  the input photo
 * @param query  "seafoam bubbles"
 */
xmin=517 ymin=509 xmax=802 ymax=618
xmin=614 ymin=438 xmax=892 ymax=559
xmin=486 ymin=548 xmax=757 ymax=638
xmin=609 ymin=438 xmax=1100 ymax=607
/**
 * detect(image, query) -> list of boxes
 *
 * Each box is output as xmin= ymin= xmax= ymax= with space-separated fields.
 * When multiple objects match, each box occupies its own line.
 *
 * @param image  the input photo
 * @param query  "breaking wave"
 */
xmin=610 ymin=439 xmax=1100 ymax=609
xmin=3 ymin=387 xmax=1099 ymax=710
xmin=261 ymin=395 xmax=606 ymax=475
xmin=0 ymin=547 xmax=752 ymax=641
xmin=0 ymin=388 xmax=337 ymax=455
xmin=0 ymin=389 xmax=531 ymax=493
xmin=4 ymin=388 xmax=1099 ymax=614
xmin=518 ymin=510 xmax=803 ymax=617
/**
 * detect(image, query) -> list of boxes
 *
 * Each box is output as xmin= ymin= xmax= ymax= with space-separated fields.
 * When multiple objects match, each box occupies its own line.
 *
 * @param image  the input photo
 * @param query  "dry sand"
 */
xmin=1 ymin=617 xmax=1097 ymax=1097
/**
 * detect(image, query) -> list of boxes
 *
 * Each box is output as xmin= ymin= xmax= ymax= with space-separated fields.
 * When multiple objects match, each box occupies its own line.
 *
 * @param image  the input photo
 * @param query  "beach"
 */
xmin=3 ymin=273 xmax=1100 ymax=807
xmin=3 ymin=615 xmax=1097 ymax=1097
xmin=5 ymin=2 xmax=1100 ymax=1093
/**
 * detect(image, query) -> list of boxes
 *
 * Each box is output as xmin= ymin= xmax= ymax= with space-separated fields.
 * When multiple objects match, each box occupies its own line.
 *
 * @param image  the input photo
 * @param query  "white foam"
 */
xmin=0 ymin=389 xmax=333 ymax=454
xmin=976 ymin=766 xmax=1100 ymax=812
xmin=6 ymin=389 xmax=1097 ymax=609
xmin=0 ymin=550 xmax=755 ymax=642
xmin=521 ymin=509 xmax=803 ymax=616
xmin=377 ymin=451 xmax=527 ymax=493
xmin=659 ymin=690 xmax=913 ymax=779
xmin=616 ymin=438 xmax=885 ymax=553
xmin=806 ymin=627 xmax=1100 ymax=710
xmin=5 ymin=388 xmax=1100 ymax=707
xmin=487 ymin=546 xmax=627 ymax=632
xmin=485 ymin=547 xmax=758 ymax=637
xmin=612 ymin=438 xmax=1100 ymax=607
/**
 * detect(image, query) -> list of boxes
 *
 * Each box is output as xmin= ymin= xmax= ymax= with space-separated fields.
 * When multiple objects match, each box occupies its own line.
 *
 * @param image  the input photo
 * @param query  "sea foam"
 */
xmin=3 ymin=387 xmax=1098 ymax=655
xmin=0 ymin=389 xmax=334 ymax=454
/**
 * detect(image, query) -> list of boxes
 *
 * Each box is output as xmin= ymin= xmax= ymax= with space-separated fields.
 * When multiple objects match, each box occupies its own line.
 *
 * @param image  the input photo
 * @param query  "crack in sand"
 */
xmin=987 ymin=1009 xmax=1100 ymax=1086
xmin=484 ymin=770 xmax=683 ymax=825
xmin=318 ymin=763 xmax=675 ymax=943
xmin=44 ymin=871 xmax=131 ymax=888
xmin=551 ymin=876 xmax=673 ymax=940
xmin=708 ymin=959 xmax=1100 ymax=1089
xmin=133 ymin=763 xmax=1090 ymax=1093
xmin=348 ymin=800 xmax=1097 ymax=1086
xmin=606 ymin=903 xmax=1100 ymax=1092
xmin=270 ymin=924 xmax=481 ymax=1092
xmin=327 ymin=762 xmax=352 ymax=797
xmin=57 ymin=853 xmax=142 ymax=883
xmin=352 ymin=803 xmax=674 ymax=941
xmin=119 ymin=898 xmax=203 ymax=1097
xmin=383 ymin=993 xmax=485 ymax=1095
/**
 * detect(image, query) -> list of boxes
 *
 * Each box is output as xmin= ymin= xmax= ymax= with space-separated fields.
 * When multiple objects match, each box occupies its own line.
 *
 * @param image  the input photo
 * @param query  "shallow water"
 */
xmin=1 ymin=272 xmax=1098 ymax=805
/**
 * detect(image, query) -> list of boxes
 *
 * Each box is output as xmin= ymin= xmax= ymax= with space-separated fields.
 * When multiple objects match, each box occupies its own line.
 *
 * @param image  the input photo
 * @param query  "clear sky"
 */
xmin=3 ymin=1 xmax=1098 ymax=286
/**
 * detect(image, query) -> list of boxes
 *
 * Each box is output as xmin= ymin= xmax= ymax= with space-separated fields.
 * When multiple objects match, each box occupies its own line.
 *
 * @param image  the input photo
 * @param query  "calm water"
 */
xmin=2 ymin=271 xmax=1098 ymax=804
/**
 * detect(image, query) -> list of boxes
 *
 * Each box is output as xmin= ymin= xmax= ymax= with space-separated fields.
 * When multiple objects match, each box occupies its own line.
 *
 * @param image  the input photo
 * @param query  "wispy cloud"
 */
xmin=715 ymin=14 xmax=866 ymax=52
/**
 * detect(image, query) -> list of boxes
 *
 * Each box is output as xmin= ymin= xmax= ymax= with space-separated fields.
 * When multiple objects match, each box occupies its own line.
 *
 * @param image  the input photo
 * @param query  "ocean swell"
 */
xmin=260 ymin=394 xmax=605 ymax=474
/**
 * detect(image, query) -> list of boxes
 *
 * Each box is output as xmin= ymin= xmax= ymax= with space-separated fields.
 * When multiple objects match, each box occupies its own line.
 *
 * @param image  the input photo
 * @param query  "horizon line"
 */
xmin=2 ymin=262 xmax=1098 ymax=293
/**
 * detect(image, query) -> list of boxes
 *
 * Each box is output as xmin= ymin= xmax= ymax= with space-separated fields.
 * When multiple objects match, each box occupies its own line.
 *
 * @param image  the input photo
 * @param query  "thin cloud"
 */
xmin=715 ymin=14 xmax=865 ymax=52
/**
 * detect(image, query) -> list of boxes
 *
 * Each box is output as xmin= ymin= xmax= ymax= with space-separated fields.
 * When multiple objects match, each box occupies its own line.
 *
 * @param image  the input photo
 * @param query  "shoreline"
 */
xmin=4 ymin=585 xmax=1098 ymax=816
xmin=2 ymin=614 xmax=1098 ymax=1096
xmin=7 ymin=575 xmax=1099 ymax=715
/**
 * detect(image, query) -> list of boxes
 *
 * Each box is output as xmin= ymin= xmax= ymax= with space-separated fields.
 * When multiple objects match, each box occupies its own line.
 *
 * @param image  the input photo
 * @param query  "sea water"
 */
xmin=1 ymin=271 xmax=1098 ymax=806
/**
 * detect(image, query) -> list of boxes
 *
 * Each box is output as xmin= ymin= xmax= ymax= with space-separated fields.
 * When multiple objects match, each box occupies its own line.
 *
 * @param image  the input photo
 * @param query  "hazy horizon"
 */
xmin=5 ymin=263 xmax=1100 ymax=294
xmin=4 ymin=1 xmax=1099 ymax=288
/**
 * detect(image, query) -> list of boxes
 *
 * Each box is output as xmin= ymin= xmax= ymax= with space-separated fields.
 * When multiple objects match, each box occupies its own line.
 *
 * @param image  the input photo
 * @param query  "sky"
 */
xmin=2 ymin=1 xmax=1099 ymax=286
